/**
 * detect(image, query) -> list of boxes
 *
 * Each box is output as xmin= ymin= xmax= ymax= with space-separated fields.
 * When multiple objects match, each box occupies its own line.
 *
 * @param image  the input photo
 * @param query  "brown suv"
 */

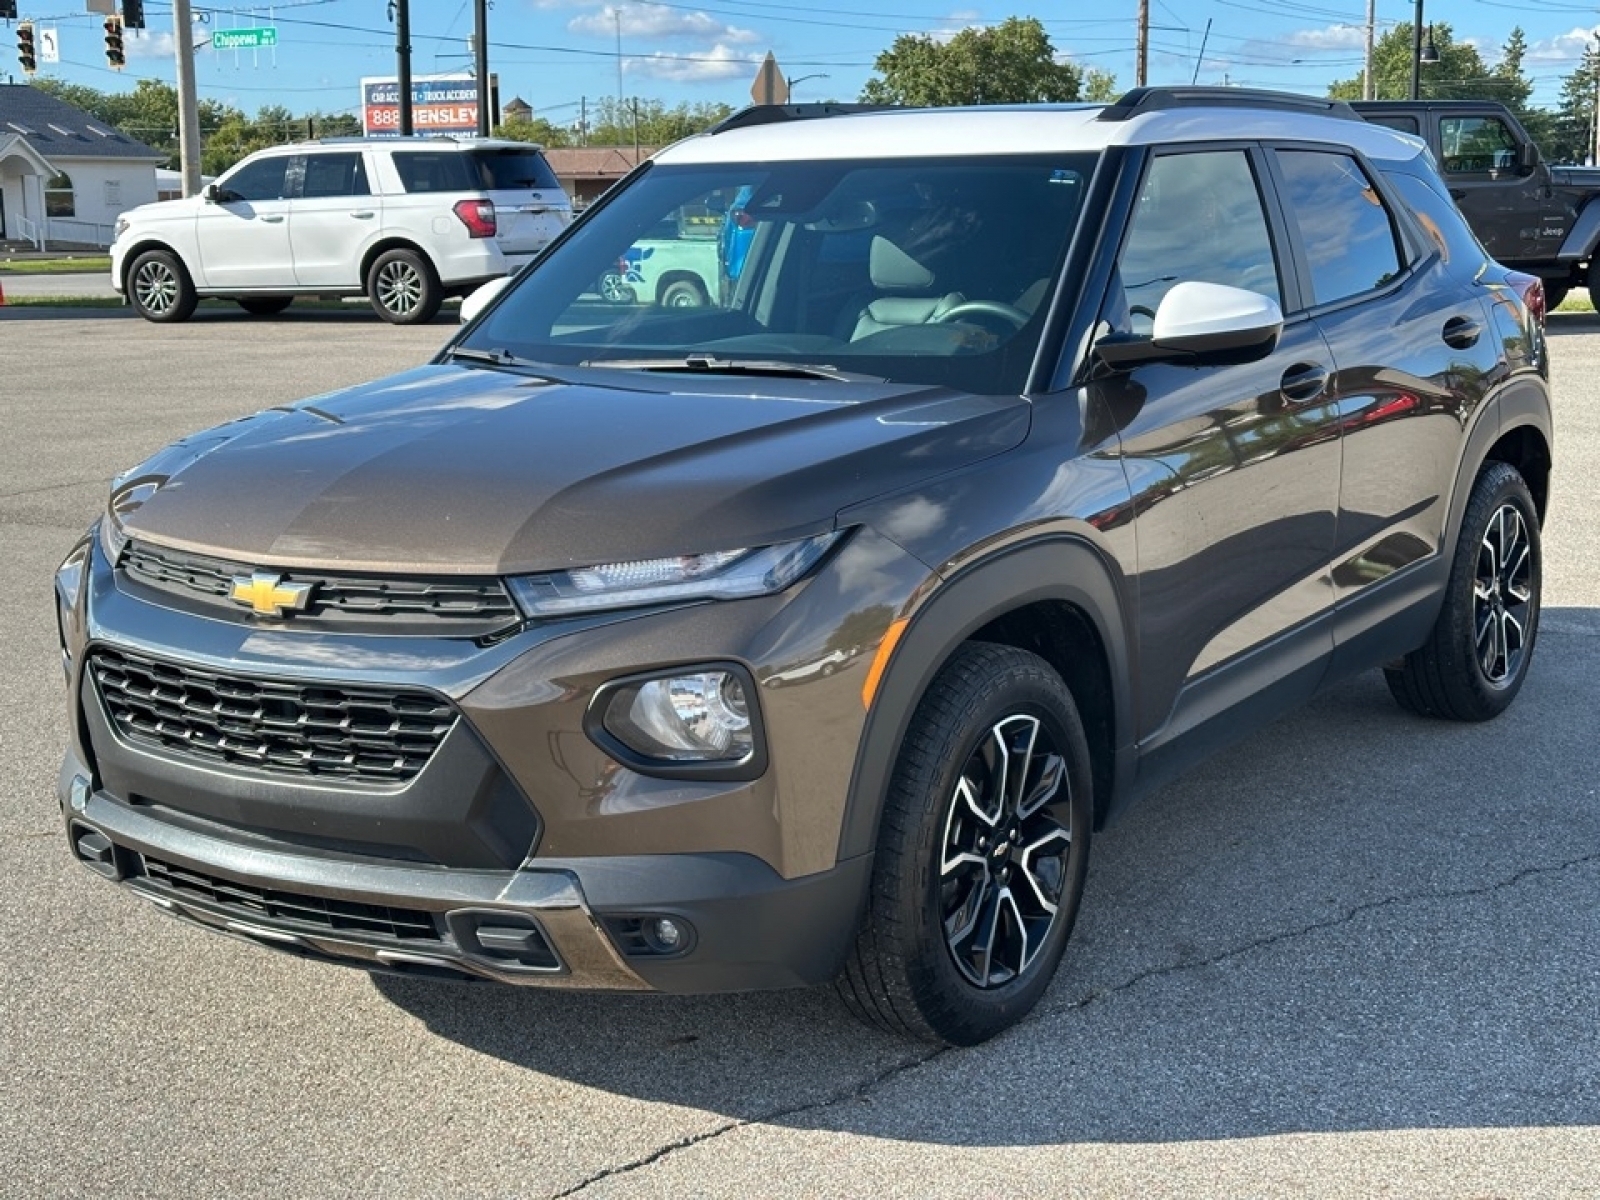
xmin=56 ymin=90 xmax=1553 ymax=1045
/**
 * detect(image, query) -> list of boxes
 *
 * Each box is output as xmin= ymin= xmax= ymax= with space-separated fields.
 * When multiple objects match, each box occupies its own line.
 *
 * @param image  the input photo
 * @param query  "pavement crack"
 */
xmin=0 ymin=476 xmax=107 ymax=501
xmin=547 ymin=1048 xmax=945 ymax=1198
xmin=1058 ymin=850 xmax=1600 ymax=1016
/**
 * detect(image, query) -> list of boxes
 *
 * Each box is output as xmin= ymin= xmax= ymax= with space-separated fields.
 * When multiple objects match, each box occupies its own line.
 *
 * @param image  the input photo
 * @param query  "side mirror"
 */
xmin=1519 ymin=140 xmax=1540 ymax=174
xmin=204 ymin=182 xmax=224 ymax=204
xmin=1097 ymin=281 xmax=1283 ymax=369
xmin=459 ymin=275 xmax=512 ymax=324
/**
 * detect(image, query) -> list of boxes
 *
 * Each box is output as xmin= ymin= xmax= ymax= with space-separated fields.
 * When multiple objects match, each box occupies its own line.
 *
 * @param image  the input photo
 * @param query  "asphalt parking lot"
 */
xmin=2 ymin=304 xmax=1597 ymax=1198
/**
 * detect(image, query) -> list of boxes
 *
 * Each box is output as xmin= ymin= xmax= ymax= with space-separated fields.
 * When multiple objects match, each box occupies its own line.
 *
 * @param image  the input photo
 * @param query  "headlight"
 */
xmin=507 ymin=531 xmax=842 ymax=618
xmin=55 ymin=537 xmax=91 ymax=681
xmin=588 ymin=665 xmax=766 ymax=776
xmin=99 ymin=476 xmax=162 ymax=564
xmin=113 ymin=216 xmax=129 ymax=241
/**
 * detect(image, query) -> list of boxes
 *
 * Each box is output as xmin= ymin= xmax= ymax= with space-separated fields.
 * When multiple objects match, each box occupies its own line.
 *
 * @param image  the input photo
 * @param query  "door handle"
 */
xmin=1442 ymin=315 xmax=1482 ymax=348
xmin=1279 ymin=363 xmax=1330 ymax=403
xmin=259 ymin=213 xmax=285 ymax=224
xmin=349 ymin=210 xmax=375 ymax=219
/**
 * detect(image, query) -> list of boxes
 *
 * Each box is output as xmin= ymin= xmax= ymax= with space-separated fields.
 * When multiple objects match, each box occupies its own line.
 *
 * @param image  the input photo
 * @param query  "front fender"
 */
xmin=837 ymin=536 xmax=1136 ymax=863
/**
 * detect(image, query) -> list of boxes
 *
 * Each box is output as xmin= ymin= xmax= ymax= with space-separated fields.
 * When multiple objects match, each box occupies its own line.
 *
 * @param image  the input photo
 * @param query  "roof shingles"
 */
xmin=0 ymin=84 xmax=165 ymax=161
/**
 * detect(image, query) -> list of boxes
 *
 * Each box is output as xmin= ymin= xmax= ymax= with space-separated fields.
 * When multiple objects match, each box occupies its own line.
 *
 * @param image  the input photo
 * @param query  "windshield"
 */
xmin=460 ymin=154 xmax=1096 ymax=393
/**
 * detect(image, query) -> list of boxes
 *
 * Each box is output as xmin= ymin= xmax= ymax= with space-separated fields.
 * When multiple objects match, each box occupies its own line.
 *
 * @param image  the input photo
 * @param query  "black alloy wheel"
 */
xmin=838 ymin=642 xmax=1092 ymax=1046
xmin=1386 ymin=460 xmax=1541 ymax=720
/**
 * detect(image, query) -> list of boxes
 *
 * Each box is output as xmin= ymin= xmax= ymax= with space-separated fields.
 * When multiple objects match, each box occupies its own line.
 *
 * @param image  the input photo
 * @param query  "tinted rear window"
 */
xmin=471 ymin=149 xmax=561 ymax=191
xmin=392 ymin=152 xmax=477 ymax=193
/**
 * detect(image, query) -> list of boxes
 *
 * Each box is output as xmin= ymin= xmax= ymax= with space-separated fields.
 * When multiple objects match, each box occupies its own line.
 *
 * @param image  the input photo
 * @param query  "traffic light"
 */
xmin=16 ymin=20 xmax=36 ymax=76
xmin=123 ymin=0 xmax=146 ymax=31
xmin=0 ymin=2 xmax=18 ymax=22
xmin=104 ymin=15 xmax=125 ymax=69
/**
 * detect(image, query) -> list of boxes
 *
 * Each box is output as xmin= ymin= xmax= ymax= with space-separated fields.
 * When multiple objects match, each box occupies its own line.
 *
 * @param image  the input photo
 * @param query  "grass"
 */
xmin=0 ymin=257 xmax=112 ymax=274
xmin=1554 ymin=290 xmax=1594 ymax=314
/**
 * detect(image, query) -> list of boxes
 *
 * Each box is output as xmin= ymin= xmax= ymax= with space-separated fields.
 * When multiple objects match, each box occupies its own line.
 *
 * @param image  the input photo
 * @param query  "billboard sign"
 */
xmin=361 ymin=74 xmax=482 ymax=138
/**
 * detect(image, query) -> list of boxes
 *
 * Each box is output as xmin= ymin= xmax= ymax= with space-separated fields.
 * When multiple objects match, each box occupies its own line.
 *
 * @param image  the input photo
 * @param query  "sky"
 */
xmin=8 ymin=1 xmax=1600 ymax=125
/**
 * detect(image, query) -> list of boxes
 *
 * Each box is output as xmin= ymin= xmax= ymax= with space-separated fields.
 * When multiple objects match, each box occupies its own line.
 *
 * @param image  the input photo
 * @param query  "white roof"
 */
xmin=657 ymin=103 xmax=1428 ymax=167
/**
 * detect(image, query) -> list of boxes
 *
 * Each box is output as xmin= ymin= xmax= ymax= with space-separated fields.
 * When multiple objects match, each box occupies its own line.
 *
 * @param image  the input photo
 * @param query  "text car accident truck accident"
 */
xmin=57 ymin=91 xmax=1553 ymax=1046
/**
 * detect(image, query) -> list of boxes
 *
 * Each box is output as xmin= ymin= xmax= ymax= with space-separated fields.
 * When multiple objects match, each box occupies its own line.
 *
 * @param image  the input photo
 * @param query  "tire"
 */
xmin=1385 ymin=461 xmax=1541 ymax=721
xmin=1543 ymin=284 xmax=1568 ymax=311
xmin=367 ymin=248 xmax=442 ymax=325
xmin=660 ymin=278 xmax=708 ymax=308
xmin=599 ymin=273 xmax=636 ymax=304
xmin=837 ymin=642 xmax=1093 ymax=1046
xmin=237 ymin=297 xmax=293 ymax=316
xmin=127 ymin=249 xmax=198 ymax=323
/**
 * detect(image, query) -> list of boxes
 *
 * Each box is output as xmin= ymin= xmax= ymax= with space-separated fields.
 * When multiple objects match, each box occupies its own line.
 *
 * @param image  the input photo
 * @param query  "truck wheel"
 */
xmin=836 ymin=642 xmax=1092 ymax=1046
xmin=128 ymin=249 xmax=198 ymax=323
xmin=367 ymin=248 xmax=442 ymax=324
xmin=661 ymin=279 xmax=709 ymax=308
xmin=1385 ymin=461 xmax=1540 ymax=721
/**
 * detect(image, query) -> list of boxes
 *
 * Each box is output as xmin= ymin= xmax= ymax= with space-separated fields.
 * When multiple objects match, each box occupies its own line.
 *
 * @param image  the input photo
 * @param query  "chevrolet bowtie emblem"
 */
xmin=229 ymin=571 xmax=313 ymax=617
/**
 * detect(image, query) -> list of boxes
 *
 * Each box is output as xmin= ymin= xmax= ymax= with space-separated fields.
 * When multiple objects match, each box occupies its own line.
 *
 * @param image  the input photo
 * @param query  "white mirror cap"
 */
xmin=1152 ymin=281 xmax=1283 ymax=343
xmin=460 ymin=275 xmax=513 ymax=324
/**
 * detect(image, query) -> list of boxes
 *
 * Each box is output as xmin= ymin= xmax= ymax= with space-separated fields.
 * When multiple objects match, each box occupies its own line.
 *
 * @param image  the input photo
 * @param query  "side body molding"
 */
xmin=837 ymin=537 xmax=1138 ymax=864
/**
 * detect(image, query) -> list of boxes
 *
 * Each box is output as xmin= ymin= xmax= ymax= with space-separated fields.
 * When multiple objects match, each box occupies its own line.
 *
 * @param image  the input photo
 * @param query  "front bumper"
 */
xmin=61 ymin=752 xmax=872 ymax=993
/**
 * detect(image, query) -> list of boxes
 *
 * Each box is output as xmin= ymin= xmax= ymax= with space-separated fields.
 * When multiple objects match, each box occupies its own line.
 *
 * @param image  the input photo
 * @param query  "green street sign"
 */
xmin=212 ymin=26 xmax=278 ymax=50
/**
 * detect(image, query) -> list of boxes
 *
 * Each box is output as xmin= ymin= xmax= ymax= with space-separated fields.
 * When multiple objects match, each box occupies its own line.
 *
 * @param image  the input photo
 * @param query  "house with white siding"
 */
xmin=0 ymin=84 xmax=165 ymax=249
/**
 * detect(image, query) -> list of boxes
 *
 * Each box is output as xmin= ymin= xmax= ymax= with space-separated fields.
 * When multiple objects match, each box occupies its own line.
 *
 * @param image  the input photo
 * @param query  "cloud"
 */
xmin=627 ymin=43 xmax=760 ymax=82
xmin=568 ymin=3 xmax=757 ymax=45
xmin=128 ymin=29 xmax=175 ymax=59
xmin=1523 ymin=25 xmax=1600 ymax=65
xmin=1279 ymin=24 xmax=1367 ymax=51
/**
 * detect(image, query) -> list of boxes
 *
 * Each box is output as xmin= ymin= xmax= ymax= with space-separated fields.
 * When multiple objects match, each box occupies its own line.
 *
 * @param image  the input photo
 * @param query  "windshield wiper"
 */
xmin=579 ymin=354 xmax=883 ymax=382
xmin=446 ymin=345 xmax=535 ymax=368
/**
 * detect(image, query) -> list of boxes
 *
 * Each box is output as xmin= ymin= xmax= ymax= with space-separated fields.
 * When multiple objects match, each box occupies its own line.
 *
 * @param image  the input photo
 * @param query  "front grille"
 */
xmin=122 ymin=541 xmax=519 ymax=635
xmin=139 ymin=854 xmax=441 ymax=942
xmin=90 ymin=647 xmax=456 ymax=784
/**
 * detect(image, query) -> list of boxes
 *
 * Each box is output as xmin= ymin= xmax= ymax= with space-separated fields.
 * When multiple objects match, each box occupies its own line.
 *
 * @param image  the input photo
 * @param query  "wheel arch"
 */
xmin=119 ymin=239 xmax=190 ymax=293
xmin=838 ymin=536 xmax=1136 ymax=865
xmin=1484 ymin=421 xmax=1552 ymax=525
xmin=359 ymin=236 xmax=433 ymax=285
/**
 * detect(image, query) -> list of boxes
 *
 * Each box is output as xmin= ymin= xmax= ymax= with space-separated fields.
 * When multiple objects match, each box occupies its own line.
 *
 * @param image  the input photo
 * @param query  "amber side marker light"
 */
xmin=861 ymin=617 xmax=909 ymax=710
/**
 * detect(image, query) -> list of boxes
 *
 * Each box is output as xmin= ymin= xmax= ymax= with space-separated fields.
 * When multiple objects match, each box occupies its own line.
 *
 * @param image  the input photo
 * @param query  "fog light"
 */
xmin=604 ymin=670 xmax=753 ymax=762
xmin=648 ymin=917 xmax=684 ymax=951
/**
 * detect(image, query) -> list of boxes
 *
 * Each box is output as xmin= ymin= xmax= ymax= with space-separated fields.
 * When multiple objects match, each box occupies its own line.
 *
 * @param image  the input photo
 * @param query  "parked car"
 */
xmin=1353 ymin=99 xmax=1600 ymax=309
xmin=109 ymin=136 xmax=572 ymax=324
xmin=58 ymin=89 xmax=1552 ymax=1046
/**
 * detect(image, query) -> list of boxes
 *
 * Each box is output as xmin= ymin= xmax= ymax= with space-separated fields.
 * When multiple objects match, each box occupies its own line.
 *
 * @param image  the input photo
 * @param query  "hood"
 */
xmin=120 ymin=363 xmax=1030 ymax=575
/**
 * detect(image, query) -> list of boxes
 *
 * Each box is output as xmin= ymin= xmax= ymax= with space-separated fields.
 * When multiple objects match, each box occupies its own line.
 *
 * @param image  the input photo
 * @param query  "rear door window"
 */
xmin=1438 ymin=115 xmax=1520 ymax=175
xmin=1274 ymin=150 xmax=1403 ymax=307
xmin=300 ymin=152 xmax=369 ymax=199
xmin=391 ymin=152 xmax=475 ymax=194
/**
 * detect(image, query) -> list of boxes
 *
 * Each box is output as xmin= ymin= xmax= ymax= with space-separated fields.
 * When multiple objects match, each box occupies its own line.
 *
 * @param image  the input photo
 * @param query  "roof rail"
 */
xmin=709 ymin=103 xmax=897 ymax=135
xmin=1098 ymin=87 xmax=1359 ymax=123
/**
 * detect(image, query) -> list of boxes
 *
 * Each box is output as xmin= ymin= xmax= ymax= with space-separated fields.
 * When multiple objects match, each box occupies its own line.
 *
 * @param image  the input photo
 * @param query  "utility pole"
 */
xmin=394 ymin=0 xmax=413 ymax=136
xmin=1409 ymin=0 xmax=1423 ymax=101
xmin=1135 ymin=0 xmax=1148 ymax=87
xmin=172 ymin=0 xmax=201 ymax=195
xmin=474 ymin=0 xmax=489 ymax=136
xmin=1363 ymin=0 xmax=1376 ymax=100
xmin=1592 ymin=35 xmax=1599 ymax=166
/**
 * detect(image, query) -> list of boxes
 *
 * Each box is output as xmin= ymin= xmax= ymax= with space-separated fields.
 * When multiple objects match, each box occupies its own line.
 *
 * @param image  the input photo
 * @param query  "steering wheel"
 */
xmin=935 ymin=301 xmax=1030 ymax=331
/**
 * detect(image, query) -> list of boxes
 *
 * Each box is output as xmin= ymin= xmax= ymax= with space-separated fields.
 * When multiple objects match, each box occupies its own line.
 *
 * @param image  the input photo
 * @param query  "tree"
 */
xmin=494 ymin=115 xmax=573 ymax=148
xmin=1552 ymin=44 xmax=1600 ymax=165
xmin=581 ymin=98 xmax=733 ymax=147
xmin=861 ymin=16 xmax=1086 ymax=106
xmin=1084 ymin=69 xmax=1120 ymax=103
xmin=1328 ymin=23 xmax=1523 ymax=105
